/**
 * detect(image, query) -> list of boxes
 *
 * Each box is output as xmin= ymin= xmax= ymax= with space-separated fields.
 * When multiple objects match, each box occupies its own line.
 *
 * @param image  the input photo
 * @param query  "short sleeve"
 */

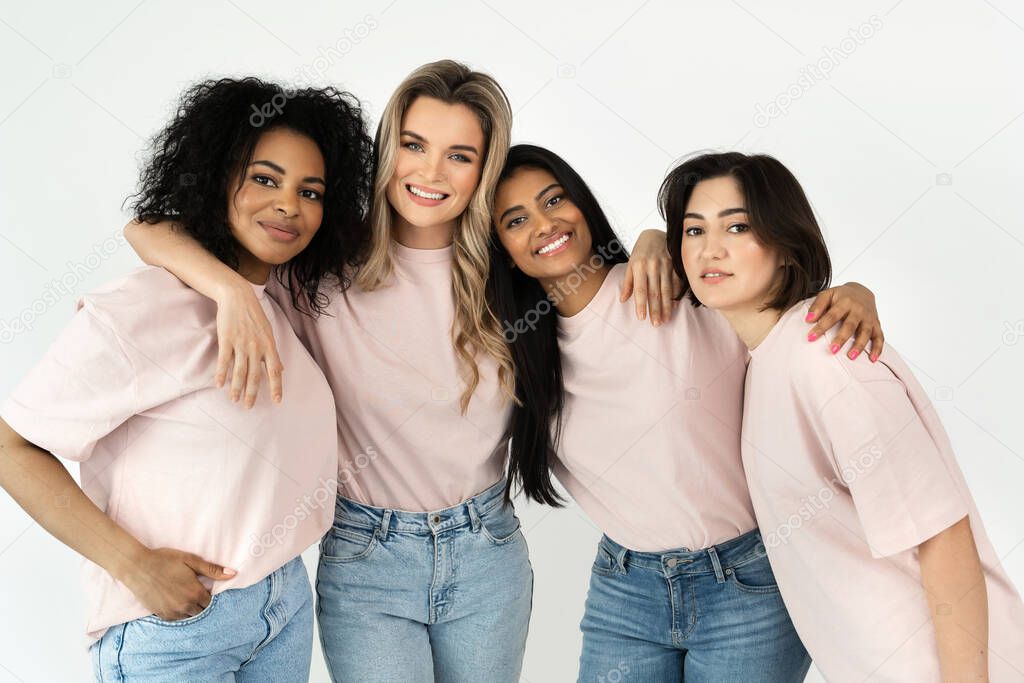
xmin=818 ymin=374 xmax=968 ymax=558
xmin=1 ymin=308 xmax=138 ymax=462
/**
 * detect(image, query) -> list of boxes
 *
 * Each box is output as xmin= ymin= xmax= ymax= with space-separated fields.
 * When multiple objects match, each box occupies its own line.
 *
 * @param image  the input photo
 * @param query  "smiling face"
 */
xmin=493 ymin=166 xmax=593 ymax=283
xmin=385 ymin=95 xmax=485 ymax=240
xmin=227 ymin=127 xmax=326 ymax=283
xmin=680 ymin=175 xmax=783 ymax=312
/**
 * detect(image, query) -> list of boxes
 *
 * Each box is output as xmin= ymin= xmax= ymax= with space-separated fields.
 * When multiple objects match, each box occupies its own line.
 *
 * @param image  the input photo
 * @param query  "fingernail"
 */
xmin=807 ymin=332 xmax=818 ymax=342
xmin=830 ymin=344 xmax=840 ymax=354
xmin=805 ymin=312 xmax=817 ymax=322
xmin=224 ymin=567 xmax=236 ymax=576
xmin=870 ymin=354 xmax=879 ymax=363
xmin=848 ymin=349 xmax=860 ymax=360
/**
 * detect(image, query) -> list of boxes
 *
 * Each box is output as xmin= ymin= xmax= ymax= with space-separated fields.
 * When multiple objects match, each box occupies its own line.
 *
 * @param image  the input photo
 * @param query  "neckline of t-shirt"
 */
xmin=557 ymin=263 xmax=624 ymax=336
xmin=391 ymin=239 xmax=454 ymax=264
xmin=748 ymin=298 xmax=813 ymax=360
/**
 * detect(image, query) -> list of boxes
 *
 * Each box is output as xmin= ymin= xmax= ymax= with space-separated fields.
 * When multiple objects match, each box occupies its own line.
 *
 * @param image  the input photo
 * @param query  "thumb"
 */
xmin=183 ymin=553 xmax=237 ymax=580
xmin=619 ymin=263 xmax=634 ymax=302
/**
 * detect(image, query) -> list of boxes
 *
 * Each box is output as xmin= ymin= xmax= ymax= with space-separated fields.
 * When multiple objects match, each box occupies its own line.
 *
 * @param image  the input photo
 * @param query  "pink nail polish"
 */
xmin=848 ymin=349 xmax=860 ymax=360
xmin=807 ymin=332 xmax=818 ymax=342
xmin=805 ymin=312 xmax=817 ymax=322
xmin=830 ymin=343 xmax=840 ymax=354
xmin=870 ymin=354 xmax=879 ymax=363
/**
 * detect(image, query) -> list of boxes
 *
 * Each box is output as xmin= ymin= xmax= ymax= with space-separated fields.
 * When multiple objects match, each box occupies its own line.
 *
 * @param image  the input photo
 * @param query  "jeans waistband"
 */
xmin=333 ymin=477 xmax=510 ymax=537
xmin=600 ymin=528 xmax=766 ymax=578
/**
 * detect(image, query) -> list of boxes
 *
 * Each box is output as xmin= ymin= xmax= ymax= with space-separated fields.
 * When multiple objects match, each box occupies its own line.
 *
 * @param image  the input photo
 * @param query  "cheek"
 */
xmin=452 ymin=164 xmax=482 ymax=196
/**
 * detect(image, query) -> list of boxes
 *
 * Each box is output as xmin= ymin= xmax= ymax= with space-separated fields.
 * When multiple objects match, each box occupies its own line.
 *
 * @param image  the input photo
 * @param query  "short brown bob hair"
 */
xmin=659 ymin=151 xmax=832 ymax=312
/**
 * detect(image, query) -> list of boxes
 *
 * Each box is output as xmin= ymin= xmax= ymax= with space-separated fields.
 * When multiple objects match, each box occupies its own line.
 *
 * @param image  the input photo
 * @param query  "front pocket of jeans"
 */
xmin=320 ymin=525 xmax=378 ymax=563
xmin=479 ymin=508 xmax=523 ymax=546
xmin=590 ymin=544 xmax=618 ymax=576
xmin=138 ymin=592 xmax=220 ymax=626
xmin=726 ymin=556 xmax=781 ymax=594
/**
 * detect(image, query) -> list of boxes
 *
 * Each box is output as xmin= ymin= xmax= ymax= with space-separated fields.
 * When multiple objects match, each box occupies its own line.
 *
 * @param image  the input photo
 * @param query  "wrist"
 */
xmin=108 ymin=540 xmax=151 ymax=587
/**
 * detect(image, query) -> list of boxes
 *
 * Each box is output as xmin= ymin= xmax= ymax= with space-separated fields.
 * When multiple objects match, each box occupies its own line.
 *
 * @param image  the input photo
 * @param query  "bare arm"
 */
xmin=0 ymin=419 xmax=235 ymax=620
xmin=919 ymin=516 xmax=989 ymax=681
xmin=124 ymin=220 xmax=283 ymax=406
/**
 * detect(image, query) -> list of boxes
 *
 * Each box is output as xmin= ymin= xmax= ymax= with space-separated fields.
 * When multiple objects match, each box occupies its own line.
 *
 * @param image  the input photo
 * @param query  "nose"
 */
xmin=533 ymin=214 xmax=557 ymax=238
xmin=702 ymin=231 xmax=727 ymax=260
xmin=275 ymin=191 xmax=299 ymax=218
xmin=423 ymin=151 xmax=447 ymax=183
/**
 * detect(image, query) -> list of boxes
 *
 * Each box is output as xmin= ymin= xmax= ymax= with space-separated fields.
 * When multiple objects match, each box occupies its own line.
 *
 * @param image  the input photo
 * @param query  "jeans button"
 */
xmin=666 ymin=558 xmax=678 ymax=568
xmin=431 ymin=515 xmax=441 ymax=525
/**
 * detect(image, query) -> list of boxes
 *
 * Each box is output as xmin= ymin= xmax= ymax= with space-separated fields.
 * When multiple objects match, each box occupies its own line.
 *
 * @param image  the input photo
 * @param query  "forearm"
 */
xmin=919 ymin=516 xmax=989 ymax=681
xmin=0 ymin=425 xmax=148 ymax=584
xmin=124 ymin=220 xmax=248 ymax=303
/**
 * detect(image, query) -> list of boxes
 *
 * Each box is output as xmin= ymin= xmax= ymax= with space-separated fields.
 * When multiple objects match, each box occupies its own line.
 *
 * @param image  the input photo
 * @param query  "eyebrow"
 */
xmin=250 ymin=160 xmax=326 ymax=186
xmin=400 ymin=130 xmax=480 ymax=156
xmin=498 ymin=183 xmax=562 ymax=223
xmin=683 ymin=207 xmax=748 ymax=220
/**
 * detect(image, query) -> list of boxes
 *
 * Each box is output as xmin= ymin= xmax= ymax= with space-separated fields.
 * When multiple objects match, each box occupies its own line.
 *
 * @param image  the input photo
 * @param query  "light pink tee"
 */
xmin=743 ymin=299 xmax=1024 ymax=681
xmin=1 ymin=267 xmax=338 ymax=646
xmin=553 ymin=263 xmax=756 ymax=552
xmin=268 ymin=241 xmax=510 ymax=511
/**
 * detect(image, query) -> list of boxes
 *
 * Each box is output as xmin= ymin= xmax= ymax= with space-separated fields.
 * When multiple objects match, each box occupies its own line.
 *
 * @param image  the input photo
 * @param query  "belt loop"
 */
xmin=378 ymin=509 xmax=392 ymax=541
xmin=467 ymin=499 xmax=482 ymax=533
xmin=614 ymin=546 xmax=628 ymax=573
xmin=707 ymin=545 xmax=726 ymax=583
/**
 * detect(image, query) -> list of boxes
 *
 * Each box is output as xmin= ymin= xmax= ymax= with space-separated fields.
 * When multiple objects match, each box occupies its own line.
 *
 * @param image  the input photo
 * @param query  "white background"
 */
xmin=1 ymin=1 xmax=1023 ymax=681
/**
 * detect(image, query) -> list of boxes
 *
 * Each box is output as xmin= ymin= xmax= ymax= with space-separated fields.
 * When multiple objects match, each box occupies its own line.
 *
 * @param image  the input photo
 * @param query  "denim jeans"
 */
xmin=577 ymin=529 xmax=810 ymax=682
xmin=90 ymin=555 xmax=312 ymax=682
xmin=315 ymin=478 xmax=533 ymax=682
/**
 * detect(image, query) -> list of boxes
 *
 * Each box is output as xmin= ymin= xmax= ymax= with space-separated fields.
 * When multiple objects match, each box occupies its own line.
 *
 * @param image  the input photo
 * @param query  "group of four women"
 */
xmin=1 ymin=59 xmax=1021 ymax=682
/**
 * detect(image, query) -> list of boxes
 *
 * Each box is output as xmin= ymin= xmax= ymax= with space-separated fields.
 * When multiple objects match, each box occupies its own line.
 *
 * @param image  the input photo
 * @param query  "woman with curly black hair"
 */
xmin=0 ymin=77 xmax=373 ymax=682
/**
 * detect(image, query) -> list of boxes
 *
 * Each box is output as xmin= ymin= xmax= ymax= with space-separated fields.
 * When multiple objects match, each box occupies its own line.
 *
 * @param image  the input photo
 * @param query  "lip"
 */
xmin=258 ymin=220 xmax=300 ymax=243
xmin=405 ymin=182 xmax=450 ymax=207
xmin=534 ymin=231 xmax=573 ymax=257
xmin=699 ymin=269 xmax=733 ymax=285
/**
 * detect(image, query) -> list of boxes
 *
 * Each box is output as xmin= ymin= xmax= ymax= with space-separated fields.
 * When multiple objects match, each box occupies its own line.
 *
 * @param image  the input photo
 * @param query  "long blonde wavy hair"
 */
xmin=356 ymin=60 xmax=515 ymax=413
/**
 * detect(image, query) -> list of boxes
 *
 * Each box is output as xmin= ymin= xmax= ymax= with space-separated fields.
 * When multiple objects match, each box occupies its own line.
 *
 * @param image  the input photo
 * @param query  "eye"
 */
xmin=727 ymin=223 xmax=749 ymax=233
xmin=506 ymin=215 xmax=527 ymax=229
xmin=449 ymin=153 xmax=472 ymax=163
xmin=403 ymin=141 xmax=423 ymax=152
xmin=252 ymin=174 xmax=277 ymax=187
xmin=684 ymin=226 xmax=703 ymax=237
xmin=300 ymin=189 xmax=322 ymax=201
xmin=544 ymin=195 xmax=563 ymax=209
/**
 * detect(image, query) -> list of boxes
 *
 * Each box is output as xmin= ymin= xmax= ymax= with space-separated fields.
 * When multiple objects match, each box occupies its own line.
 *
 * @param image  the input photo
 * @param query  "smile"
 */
xmin=406 ymin=184 xmax=449 ymax=201
xmin=535 ymin=232 xmax=572 ymax=256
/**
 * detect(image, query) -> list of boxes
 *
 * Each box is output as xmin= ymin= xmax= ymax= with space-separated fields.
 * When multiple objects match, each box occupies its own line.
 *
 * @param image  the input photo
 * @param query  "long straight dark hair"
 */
xmin=489 ymin=144 xmax=629 ymax=505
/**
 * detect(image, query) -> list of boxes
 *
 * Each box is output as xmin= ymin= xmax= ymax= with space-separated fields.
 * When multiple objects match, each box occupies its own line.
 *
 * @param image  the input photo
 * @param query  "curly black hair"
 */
xmin=128 ymin=77 xmax=374 ymax=313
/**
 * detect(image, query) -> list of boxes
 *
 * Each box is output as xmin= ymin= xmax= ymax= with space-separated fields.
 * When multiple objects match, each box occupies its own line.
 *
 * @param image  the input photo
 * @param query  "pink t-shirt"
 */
xmin=743 ymin=299 xmax=1024 ymax=681
xmin=553 ymin=263 xmax=756 ymax=552
xmin=1 ymin=267 xmax=338 ymax=646
xmin=268 ymin=241 xmax=510 ymax=511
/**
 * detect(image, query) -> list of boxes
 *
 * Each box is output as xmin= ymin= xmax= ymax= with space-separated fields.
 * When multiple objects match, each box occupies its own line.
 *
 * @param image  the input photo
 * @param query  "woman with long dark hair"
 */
xmin=490 ymin=144 xmax=884 ymax=680
xmin=0 ymin=77 xmax=373 ymax=681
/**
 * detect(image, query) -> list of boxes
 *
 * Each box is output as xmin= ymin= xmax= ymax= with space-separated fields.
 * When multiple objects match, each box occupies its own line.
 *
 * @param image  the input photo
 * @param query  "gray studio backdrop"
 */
xmin=1 ymin=1 xmax=1022 ymax=681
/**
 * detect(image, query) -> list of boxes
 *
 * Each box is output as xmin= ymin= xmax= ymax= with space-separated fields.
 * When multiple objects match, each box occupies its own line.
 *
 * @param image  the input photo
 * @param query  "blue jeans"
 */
xmin=316 ymin=478 xmax=533 ymax=682
xmin=577 ymin=529 xmax=810 ymax=682
xmin=90 ymin=555 xmax=312 ymax=682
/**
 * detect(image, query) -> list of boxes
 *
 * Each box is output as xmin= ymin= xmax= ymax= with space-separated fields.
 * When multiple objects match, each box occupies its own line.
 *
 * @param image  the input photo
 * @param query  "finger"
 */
xmin=229 ymin=353 xmax=247 ymax=402
xmin=215 ymin=344 xmax=232 ymax=389
xmin=829 ymin=320 xmax=858 ymax=355
xmin=847 ymin=324 xmax=873 ymax=361
xmin=671 ymin=270 xmax=684 ymax=299
xmin=659 ymin=266 xmax=674 ymax=323
xmin=266 ymin=353 xmax=285 ymax=404
xmin=633 ymin=280 xmax=648 ymax=321
xmin=869 ymin=327 xmax=886 ymax=362
xmin=184 ymin=554 xmax=237 ymax=580
xmin=243 ymin=346 xmax=263 ymax=409
xmin=619 ymin=262 xmax=634 ymax=303
xmin=807 ymin=305 xmax=846 ymax=342
xmin=646 ymin=268 xmax=662 ymax=326
xmin=804 ymin=289 xmax=833 ymax=327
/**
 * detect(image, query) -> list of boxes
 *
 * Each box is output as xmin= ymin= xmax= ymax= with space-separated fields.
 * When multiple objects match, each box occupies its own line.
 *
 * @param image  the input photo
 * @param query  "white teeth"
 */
xmin=537 ymin=234 xmax=570 ymax=254
xmin=408 ymin=185 xmax=446 ymax=200
xmin=703 ymin=273 xmax=728 ymax=278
